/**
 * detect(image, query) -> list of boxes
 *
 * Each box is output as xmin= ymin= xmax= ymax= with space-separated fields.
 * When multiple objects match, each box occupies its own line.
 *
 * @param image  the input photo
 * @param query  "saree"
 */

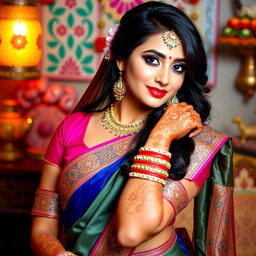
xmin=64 ymin=127 xmax=235 ymax=255
xmin=43 ymin=113 xmax=235 ymax=255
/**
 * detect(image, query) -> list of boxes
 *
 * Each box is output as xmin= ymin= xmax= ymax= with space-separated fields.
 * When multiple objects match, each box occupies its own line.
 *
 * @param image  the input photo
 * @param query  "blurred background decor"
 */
xmin=0 ymin=99 xmax=32 ymax=161
xmin=0 ymin=0 xmax=42 ymax=80
xmin=219 ymin=0 xmax=256 ymax=100
xmin=40 ymin=0 xmax=219 ymax=85
xmin=232 ymin=115 xmax=256 ymax=144
xmin=40 ymin=0 xmax=99 ymax=81
xmin=16 ymin=77 xmax=77 ymax=158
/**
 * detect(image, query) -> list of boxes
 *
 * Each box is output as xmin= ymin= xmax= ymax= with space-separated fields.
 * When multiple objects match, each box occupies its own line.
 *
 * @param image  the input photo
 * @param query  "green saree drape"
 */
xmin=194 ymin=139 xmax=236 ymax=255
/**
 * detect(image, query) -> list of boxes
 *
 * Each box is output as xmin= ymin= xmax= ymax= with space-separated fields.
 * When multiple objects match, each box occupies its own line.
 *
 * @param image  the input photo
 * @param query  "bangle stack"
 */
xmin=129 ymin=147 xmax=171 ymax=186
xmin=56 ymin=251 xmax=77 ymax=256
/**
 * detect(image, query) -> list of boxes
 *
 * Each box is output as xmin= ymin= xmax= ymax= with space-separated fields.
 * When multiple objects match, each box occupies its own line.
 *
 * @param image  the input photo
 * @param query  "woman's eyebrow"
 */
xmin=142 ymin=49 xmax=187 ymax=62
xmin=142 ymin=49 xmax=166 ymax=58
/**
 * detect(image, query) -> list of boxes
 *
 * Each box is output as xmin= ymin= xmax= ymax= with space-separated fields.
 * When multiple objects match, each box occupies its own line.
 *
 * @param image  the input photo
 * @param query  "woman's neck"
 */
xmin=113 ymin=96 xmax=152 ymax=124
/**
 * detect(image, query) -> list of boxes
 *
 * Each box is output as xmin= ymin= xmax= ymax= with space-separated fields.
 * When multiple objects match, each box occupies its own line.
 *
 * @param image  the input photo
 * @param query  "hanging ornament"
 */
xmin=94 ymin=0 xmax=107 ymax=54
xmin=188 ymin=0 xmax=200 ymax=21
xmin=94 ymin=37 xmax=106 ymax=53
xmin=188 ymin=0 xmax=199 ymax=3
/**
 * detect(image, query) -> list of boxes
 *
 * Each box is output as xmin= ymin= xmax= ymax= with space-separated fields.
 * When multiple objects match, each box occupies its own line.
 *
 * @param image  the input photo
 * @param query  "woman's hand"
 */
xmin=146 ymin=102 xmax=203 ymax=150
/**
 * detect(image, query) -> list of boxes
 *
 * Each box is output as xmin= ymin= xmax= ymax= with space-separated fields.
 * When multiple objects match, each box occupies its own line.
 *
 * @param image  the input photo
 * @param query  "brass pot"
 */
xmin=0 ymin=99 xmax=32 ymax=161
xmin=236 ymin=47 xmax=256 ymax=99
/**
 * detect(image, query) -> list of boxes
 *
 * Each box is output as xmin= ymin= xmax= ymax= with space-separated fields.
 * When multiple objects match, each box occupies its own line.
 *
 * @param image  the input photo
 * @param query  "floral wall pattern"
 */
xmin=41 ymin=0 xmax=99 ymax=81
xmin=41 ymin=0 xmax=219 ymax=84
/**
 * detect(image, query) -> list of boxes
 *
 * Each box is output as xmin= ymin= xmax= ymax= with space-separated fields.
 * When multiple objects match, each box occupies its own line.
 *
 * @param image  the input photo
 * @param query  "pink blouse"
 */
xmin=44 ymin=112 xmax=127 ymax=169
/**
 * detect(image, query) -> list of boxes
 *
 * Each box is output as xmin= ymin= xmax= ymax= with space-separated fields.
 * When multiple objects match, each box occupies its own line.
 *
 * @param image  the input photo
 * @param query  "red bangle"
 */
xmin=138 ymin=150 xmax=170 ymax=161
xmin=133 ymin=159 xmax=170 ymax=171
xmin=130 ymin=168 xmax=167 ymax=180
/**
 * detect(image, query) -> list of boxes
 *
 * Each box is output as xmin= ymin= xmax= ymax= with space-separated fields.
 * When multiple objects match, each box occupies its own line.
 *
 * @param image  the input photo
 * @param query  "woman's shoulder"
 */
xmin=193 ymin=124 xmax=230 ymax=145
xmin=62 ymin=111 xmax=91 ymax=126
xmin=185 ymin=125 xmax=231 ymax=182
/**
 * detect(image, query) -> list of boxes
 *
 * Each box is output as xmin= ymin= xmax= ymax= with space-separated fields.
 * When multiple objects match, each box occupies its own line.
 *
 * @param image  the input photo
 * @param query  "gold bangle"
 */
xmin=131 ymin=163 xmax=169 ymax=177
xmin=56 ymin=251 xmax=77 ymax=256
xmin=134 ymin=155 xmax=171 ymax=168
xmin=139 ymin=147 xmax=172 ymax=158
xmin=129 ymin=172 xmax=166 ymax=186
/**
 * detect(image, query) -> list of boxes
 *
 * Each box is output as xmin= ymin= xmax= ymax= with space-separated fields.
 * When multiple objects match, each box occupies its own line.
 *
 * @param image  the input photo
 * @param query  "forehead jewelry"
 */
xmin=162 ymin=31 xmax=181 ymax=49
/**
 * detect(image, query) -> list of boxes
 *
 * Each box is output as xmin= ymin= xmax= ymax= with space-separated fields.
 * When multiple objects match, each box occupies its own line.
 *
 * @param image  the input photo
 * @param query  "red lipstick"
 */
xmin=147 ymin=86 xmax=167 ymax=98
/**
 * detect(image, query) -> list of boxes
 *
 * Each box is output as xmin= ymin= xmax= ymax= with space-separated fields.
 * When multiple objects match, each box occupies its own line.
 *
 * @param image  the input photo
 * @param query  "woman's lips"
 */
xmin=147 ymin=86 xmax=167 ymax=98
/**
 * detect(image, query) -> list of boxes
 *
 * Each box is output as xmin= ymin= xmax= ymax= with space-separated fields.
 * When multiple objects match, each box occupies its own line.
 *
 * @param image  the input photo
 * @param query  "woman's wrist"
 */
xmin=129 ymin=146 xmax=171 ymax=186
xmin=144 ymin=140 xmax=171 ymax=152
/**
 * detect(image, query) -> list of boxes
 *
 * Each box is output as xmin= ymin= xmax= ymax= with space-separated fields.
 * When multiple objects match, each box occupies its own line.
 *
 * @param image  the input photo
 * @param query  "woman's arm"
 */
xmin=30 ymin=163 xmax=66 ymax=256
xmin=115 ymin=103 xmax=202 ymax=247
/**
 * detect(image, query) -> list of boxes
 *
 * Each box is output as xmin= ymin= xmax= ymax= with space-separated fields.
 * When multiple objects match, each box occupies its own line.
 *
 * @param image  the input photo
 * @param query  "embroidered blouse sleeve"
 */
xmin=43 ymin=117 xmax=67 ymax=168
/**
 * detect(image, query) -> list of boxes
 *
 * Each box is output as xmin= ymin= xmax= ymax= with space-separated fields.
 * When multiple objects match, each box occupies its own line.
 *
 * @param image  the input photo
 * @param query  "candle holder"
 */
xmin=0 ymin=99 xmax=32 ymax=161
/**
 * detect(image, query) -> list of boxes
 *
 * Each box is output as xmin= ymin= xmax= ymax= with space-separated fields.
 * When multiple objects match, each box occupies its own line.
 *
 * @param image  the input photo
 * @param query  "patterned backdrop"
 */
xmin=233 ymin=152 xmax=256 ymax=256
xmin=41 ymin=0 xmax=219 ymax=84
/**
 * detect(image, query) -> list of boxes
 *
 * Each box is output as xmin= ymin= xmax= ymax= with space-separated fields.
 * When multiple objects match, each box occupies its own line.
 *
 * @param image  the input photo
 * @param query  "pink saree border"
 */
xmin=185 ymin=125 xmax=230 ymax=181
xmin=132 ymin=231 xmax=177 ymax=256
xmin=90 ymin=217 xmax=134 ymax=256
xmin=59 ymin=135 xmax=134 ymax=209
xmin=90 ymin=216 xmax=177 ymax=256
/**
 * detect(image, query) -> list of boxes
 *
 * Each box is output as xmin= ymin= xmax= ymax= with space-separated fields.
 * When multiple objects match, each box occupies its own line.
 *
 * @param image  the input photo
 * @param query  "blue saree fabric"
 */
xmin=62 ymin=154 xmax=128 ymax=230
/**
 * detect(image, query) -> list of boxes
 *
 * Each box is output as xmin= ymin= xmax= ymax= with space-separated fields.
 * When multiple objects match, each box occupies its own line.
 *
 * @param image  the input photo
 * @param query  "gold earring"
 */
xmin=113 ymin=70 xmax=126 ymax=101
xmin=167 ymin=95 xmax=179 ymax=105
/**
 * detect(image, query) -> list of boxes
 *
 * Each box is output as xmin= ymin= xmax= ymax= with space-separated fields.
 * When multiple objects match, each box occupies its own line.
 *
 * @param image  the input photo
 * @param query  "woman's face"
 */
xmin=117 ymin=32 xmax=186 ymax=109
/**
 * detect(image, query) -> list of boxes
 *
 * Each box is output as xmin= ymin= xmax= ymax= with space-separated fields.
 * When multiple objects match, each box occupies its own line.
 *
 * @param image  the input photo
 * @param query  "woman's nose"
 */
xmin=155 ymin=68 xmax=169 ymax=86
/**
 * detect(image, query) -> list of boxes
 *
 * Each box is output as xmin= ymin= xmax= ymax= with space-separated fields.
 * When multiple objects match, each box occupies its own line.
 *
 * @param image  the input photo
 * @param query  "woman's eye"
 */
xmin=143 ymin=56 xmax=159 ymax=66
xmin=171 ymin=63 xmax=186 ymax=73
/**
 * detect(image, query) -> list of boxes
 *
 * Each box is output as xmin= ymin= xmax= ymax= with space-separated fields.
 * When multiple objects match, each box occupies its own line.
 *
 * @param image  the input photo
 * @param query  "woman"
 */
xmin=31 ymin=2 xmax=235 ymax=255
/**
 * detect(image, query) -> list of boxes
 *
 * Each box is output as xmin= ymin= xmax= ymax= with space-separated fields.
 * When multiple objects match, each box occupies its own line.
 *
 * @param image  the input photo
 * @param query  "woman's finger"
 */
xmin=189 ymin=125 xmax=203 ymax=138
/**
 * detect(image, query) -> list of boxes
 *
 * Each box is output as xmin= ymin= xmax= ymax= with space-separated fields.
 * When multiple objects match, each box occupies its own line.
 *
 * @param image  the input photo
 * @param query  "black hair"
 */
xmin=76 ymin=1 xmax=211 ymax=180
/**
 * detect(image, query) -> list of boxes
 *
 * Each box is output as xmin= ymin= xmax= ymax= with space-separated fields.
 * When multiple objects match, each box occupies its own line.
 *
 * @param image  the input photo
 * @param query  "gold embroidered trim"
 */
xmin=206 ymin=184 xmax=234 ymax=255
xmin=43 ymin=158 xmax=61 ymax=168
xmin=163 ymin=180 xmax=189 ymax=215
xmin=31 ymin=188 xmax=60 ymax=219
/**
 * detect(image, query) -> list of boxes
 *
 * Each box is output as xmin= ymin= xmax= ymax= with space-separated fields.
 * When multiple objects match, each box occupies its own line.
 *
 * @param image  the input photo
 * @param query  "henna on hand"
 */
xmin=147 ymin=102 xmax=203 ymax=150
xmin=32 ymin=233 xmax=65 ymax=256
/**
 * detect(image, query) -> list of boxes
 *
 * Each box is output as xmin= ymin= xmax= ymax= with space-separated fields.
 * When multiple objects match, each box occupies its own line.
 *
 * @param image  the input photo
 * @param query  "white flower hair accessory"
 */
xmin=103 ymin=24 xmax=120 ymax=60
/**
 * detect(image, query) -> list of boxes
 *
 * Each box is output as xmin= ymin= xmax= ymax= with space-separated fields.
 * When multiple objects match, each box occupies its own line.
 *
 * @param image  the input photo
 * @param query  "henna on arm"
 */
xmin=31 ymin=232 xmax=65 ymax=256
xmin=126 ymin=182 xmax=162 ymax=215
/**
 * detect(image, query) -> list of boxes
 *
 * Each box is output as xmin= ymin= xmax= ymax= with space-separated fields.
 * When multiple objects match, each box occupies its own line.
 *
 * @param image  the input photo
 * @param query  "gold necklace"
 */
xmin=102 ymin=104 xmax=146 ymax=137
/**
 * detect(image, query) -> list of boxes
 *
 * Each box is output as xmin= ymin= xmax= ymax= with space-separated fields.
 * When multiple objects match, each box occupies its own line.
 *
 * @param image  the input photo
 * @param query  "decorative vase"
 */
xmin=236 ymin=47 xmax=256 ymax=98
xmin=0 ymin=99 xmax=32 ymax=161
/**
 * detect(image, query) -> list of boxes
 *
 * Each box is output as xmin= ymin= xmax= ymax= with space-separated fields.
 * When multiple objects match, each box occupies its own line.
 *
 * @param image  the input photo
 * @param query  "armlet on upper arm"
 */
xmin=163 ymin=180 xmax=189 ymax=216
xmin=31 ymin=188 xmax=60 ymax=219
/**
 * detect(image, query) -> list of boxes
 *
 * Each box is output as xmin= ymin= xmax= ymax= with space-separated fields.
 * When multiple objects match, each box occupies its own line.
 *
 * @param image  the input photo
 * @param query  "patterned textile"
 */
xmin=163 ymin=180 xmax=189 ymax=216
xmin=32 ymin=188 xmax=60 ymax=219
xmin=66 ymin=125 xmax=234 ymax=255
xmin=206 ymin=184 xmax=234 ymax=255
xmin=194 ymin=138 xmax=236 ymax=255
xmin=233 ymin=152 xmax=256 ymax=256
xmin=59 ymin=136 xmax=134 ymax=209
